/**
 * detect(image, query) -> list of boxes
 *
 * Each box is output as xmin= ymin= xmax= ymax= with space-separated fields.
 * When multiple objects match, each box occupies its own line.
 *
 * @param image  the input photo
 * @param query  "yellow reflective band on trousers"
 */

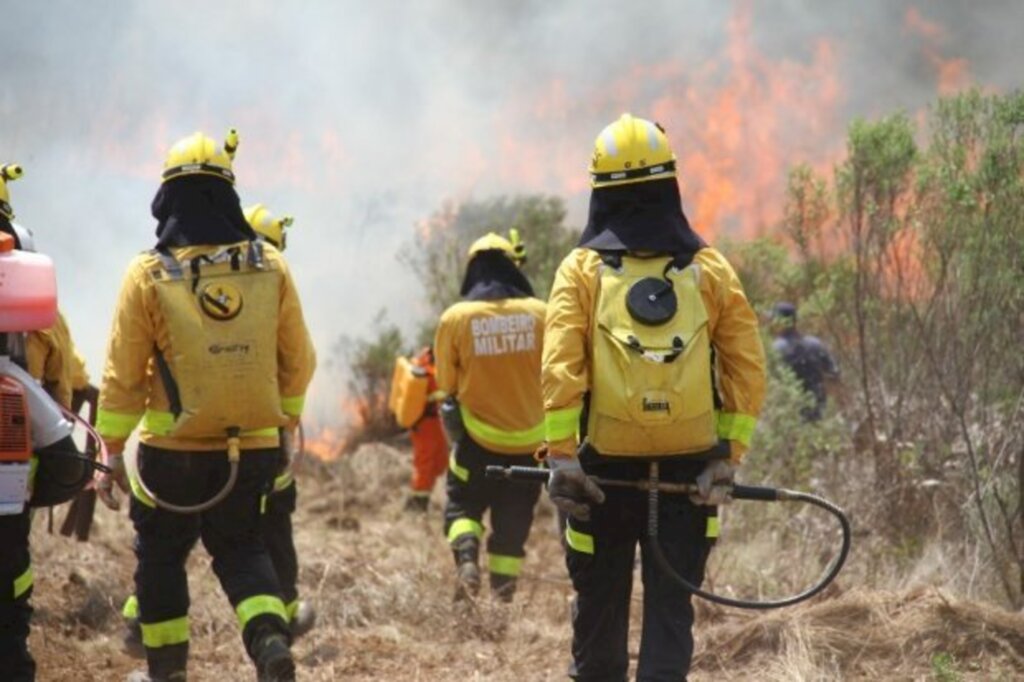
xmin=488 ymin=554 xmax=523 ymax=577
xmin=141 ymin=616 xmax=190 ymax=648
xmin=449 ymin=451 xmax=469 ymax=483
xmin=273 ymin=470 xmax=294 ymax=492
xmin=545 ymin=405 xmax=582 ymax=443
xmin=716 ymin=412 xmax=757 ymax=447
xmin=235 ymin=594 xmax=288 ymax=630
xmin=13 ymin=565 xmax=33 ymax=599
xmin=129 ymin=474 xmax=157 ymax=508
xmin=96 ymin=409 xmax=143 ymax=439
xmin=286 ymin=599 xmax=299 ymax=622
xmin=447 ymin=517 xmax=483 ymax=543
xmin=123 ymin=594 xmax=139 ymax=619
xmin=280 ymin=394 xmax=305 ymax=417
xmin=460 ymin=405 xmax=545 ymax=449
xmin=565 ymin=526 xmax=594 ymax=555
xmin=143 ymin=409 xmax=278 ymax=438
xmin=706 ymin=516 xmax=720 ymax=539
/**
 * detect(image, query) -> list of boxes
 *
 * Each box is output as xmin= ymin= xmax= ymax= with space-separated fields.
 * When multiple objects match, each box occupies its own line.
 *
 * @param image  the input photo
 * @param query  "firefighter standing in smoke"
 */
xmin=0 ymin=163 xmax=95 ymax=682
xmin=121 ymin=204 xmax=315 ymax=657
xmin=435 ymin=232 xmax=546 ymax=601
xmin=95 ymin=130 xmax=316 ymax=682
xmin=541 ymin=114 xmax=766 ymax=680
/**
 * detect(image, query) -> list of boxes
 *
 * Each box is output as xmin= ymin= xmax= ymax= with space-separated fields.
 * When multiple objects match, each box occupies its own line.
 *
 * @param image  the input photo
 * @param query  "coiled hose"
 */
xmin=128 ymin=428 xmax=241 ymax=514
xmin=486 ymin=464 xmax=852 ymax=610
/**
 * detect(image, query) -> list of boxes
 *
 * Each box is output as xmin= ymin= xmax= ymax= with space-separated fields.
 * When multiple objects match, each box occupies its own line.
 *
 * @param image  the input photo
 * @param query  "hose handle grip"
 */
xmin=730 ymin=484 xmax=779 ymax=501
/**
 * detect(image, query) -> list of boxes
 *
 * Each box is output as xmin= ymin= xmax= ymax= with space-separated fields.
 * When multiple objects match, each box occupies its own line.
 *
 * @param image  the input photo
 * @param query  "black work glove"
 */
xmin=547 ymin=455 xmax=605 ymax=521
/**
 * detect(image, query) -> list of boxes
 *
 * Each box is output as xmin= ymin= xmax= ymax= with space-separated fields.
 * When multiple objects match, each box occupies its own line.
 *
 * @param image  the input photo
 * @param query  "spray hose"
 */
xmin=485 ymin=463 xmax=851 ymax=610
xmin=58 ymin=407 xmax=113 ymax=476
xmin=129 ymin=428 xmax=242 ymax=514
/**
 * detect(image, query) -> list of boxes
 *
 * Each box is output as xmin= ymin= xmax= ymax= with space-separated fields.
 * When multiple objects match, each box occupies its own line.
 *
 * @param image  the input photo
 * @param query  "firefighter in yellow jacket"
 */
xmin=435 ymin=231 xmax=546 ymax=602
xmin=121 ymin=204 xmax=313 ymax=659
xmin=243 ymin=203 xmax=316 ymax=635
xmin=542 ymin=114 xmax=766 ymax=680
xmin=95 ymin=130 xmax=316 ymax=682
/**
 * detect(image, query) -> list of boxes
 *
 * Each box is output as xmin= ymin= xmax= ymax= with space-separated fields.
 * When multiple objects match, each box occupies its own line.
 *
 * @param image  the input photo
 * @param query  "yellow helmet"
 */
xmin=589 ymin=113 xmax=676 ymax=189
xmin=467 ymin=229 xmax=527 ymax=265
xmin=244 ymin=203 xmax=294 ymax=251
xmin=162 ymin=128 xmax=239 ymax=184
xmin=0 ymin=163 xmax=24 ymax=220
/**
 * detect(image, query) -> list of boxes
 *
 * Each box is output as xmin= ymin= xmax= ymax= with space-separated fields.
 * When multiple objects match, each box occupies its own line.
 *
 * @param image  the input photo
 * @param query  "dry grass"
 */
xmin=26 ymin=443 xmax=1024 ymax=680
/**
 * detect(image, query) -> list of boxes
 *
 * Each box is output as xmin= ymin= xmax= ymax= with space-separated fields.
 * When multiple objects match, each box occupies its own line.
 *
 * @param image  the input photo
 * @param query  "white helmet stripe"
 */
xmin=645 ymin=120 xmax=660 ymax=151
xmin=601 ymin=128 xmax=619 ymax=157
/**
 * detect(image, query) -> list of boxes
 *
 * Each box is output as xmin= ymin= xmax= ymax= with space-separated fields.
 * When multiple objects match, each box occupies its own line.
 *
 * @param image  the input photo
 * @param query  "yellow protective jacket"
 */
xmin=26 ymin=311 xmax=80 ymax=409
xmin=543 ymin=247 xmax=766 ymax=463
xmin=97 ymin=241 xmax=316 ymax=454
xmin=434 ymin=297 xmax=546 ymax=454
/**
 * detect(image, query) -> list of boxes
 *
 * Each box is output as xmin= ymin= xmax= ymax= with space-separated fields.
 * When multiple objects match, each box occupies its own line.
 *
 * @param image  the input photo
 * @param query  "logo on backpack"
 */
xmin=642 ymin=397 xmax=671 ymax=414
xmin=199 ymin=282 xmax=244 ymax=321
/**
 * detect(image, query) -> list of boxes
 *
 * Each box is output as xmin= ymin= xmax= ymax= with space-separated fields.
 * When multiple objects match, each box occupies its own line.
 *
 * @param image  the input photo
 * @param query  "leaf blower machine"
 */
xmin=0 ymin=232 xmax=110 ymax=517
xmin=486 ymin=457 xmax=851 ymax=610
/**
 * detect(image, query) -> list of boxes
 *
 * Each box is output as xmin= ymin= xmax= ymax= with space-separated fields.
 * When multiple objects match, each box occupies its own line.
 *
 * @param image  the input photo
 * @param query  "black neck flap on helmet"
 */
xmin=578 ymin=177 xmax=707 ymax=257
xmin=152 ymin=175 xmax=256 ymax=250
xmin=460 ymin=249 xmax=535 ymax=301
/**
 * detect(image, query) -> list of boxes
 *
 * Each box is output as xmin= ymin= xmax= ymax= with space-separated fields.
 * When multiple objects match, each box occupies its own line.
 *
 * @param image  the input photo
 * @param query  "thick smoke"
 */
xmin=1 ymin=0 xmax=1020 ymax=421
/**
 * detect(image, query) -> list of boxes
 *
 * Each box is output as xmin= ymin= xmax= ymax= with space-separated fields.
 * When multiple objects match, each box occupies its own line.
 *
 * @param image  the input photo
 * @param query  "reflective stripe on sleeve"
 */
xmin=488 ymin=554 xmax=524 ymax=577
xmin=447 ymin=518 xmax=483 ymax=543
xmin=13 ymin=565 xmax=33 ymax=599
xmin=716 ymin=412 xmax=757 ymax=447
xmin=141 ymin=616 xmax=190 ymax=648
xmin=281 ymin=395 xmax=305 ymax=417
xmin=96 ymin=409 xmax=143 ymax=439
xmin=706 ymin=516 xmax=720 ymax=539
xmin=545 ymin=405 xmax=582 ymax=443
xmin=460 ymin=405 xmax=544 ymax=449
xmin=565 ymin=525 xmax=594 ymax=555
xmin=235 ymin=595 xmax=289 ymax=630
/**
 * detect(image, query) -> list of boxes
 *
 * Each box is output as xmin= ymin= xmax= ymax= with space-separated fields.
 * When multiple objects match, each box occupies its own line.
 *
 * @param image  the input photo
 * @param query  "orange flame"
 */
xmin=904 ymin=6 xmax=971 ymax=95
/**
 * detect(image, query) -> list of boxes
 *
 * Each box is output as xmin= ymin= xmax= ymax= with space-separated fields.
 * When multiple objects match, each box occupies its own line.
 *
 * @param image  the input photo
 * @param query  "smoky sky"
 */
xmin=1 ymin=0 xmax=1020 ymax=423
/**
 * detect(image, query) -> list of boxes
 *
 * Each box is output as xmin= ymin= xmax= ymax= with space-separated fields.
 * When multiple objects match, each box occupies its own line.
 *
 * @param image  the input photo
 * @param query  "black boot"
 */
xmin=130 ymin=642 xmax=188 ymax=681
xmin=451 ymin=535 xmax=481 ymax=601
xmin=253 ymin=632 xmax=295 ymax=682
xmin=490 ymin=573 xmax=517 ymax=603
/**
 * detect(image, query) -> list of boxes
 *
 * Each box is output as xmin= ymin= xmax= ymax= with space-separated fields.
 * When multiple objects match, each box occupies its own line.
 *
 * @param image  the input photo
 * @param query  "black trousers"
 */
xmin=443 ymin=435 xmax=541 ymax=577
xmin=130 ymin=444 xmax=289 ymax=665
xmin=0 ymin=509 xmax=34 ymax=682
xmin=262 ymin=479 xmax=299 ymax=608
xmin=564 ymin=451 xmax=717 ymax=682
